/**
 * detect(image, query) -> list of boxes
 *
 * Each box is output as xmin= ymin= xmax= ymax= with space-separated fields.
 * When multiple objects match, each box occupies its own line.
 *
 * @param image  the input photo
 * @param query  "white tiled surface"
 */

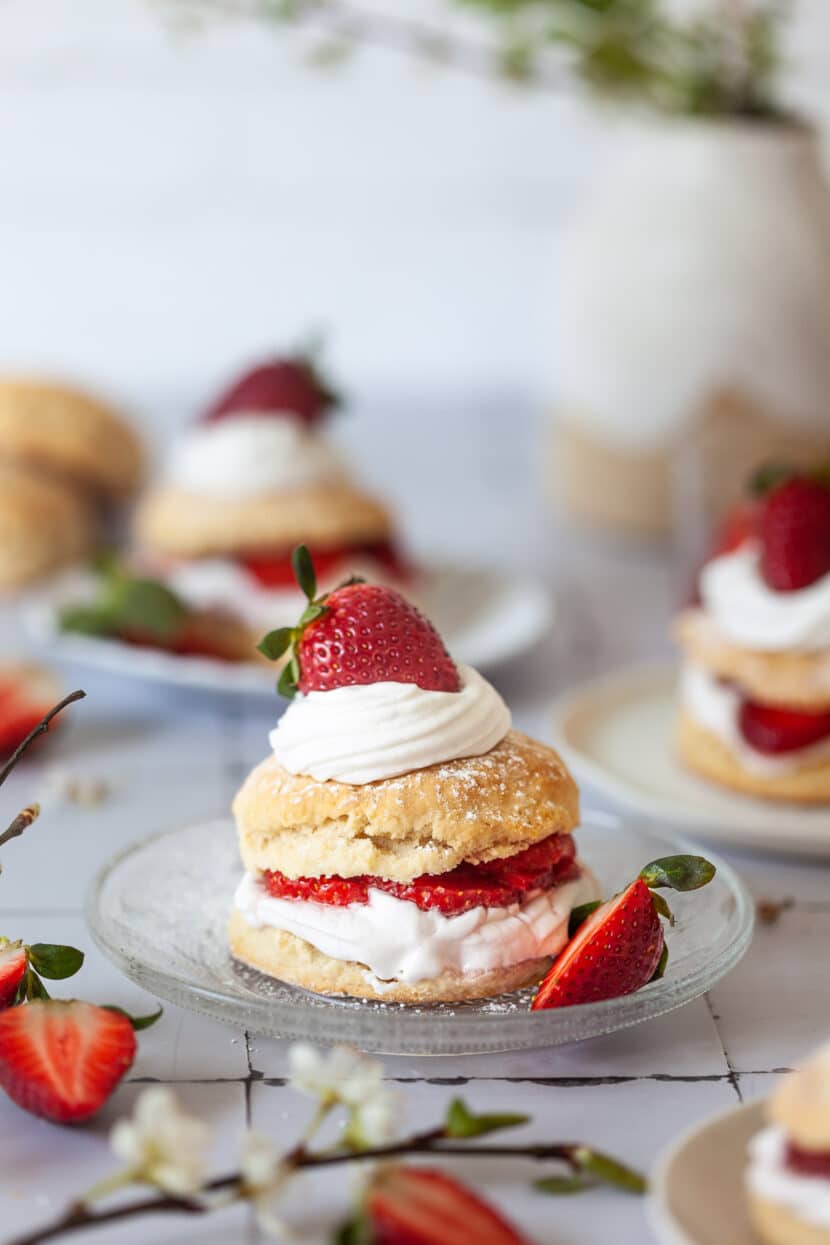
xmin=1 ymin=490 xmax=824 ymax=1242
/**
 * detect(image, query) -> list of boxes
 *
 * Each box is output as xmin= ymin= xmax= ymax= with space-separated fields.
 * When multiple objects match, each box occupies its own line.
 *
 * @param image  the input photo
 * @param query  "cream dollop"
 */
xmin=270 ymin=663 xmax=511 ymax=784
xmin=680 ymin=663 xmax=830 ymax=777
xmin=700 ymin=545 xmax=830 ymax=652
xmin=746 ymin=1126 xmax=830 ymax=1228
xmin=165 ymin=414 xmax=344 ymax=499
xmin=234 ymin=870 xmax=597 ymax=984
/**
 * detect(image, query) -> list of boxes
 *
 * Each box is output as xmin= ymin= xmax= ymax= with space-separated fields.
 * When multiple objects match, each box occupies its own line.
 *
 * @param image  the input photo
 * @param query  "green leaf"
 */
xmin=104 ymin=1005 xmax=163 ymax=1031
xmin=533 ymin=1174 xmax=588 ymax=1195
xmin=113 ymin=578 xmax=187 ymax=640
xmin=292 ymin=545 xmax=317 ymax=601
xmin=640 ymin=855 xmax=716 ymax=893
xmin=568 ymin=900 xmax=601 ymax=937
xmin=445 ymin=1097 xmax=529 ymax=1139
xmin=330 ymin=1211 xmax=371 ymax=1245
xmin=27 ymin=943 xmax=84 ymax=980
xmin=25 ymin=969 xmax=50 ymax=1000
xmin=277 ymin=661 xmax=298 ymax=700
xmin=649 ymin=892 xmax=675 ymax=926
xmin=59 ymin=604 xmax=118 ymax=637
xmin=572 ymin=1147 xmax=647 ymax=1194
xmin=257 ymin=627 xmax=295 ymax=662
xmin=298 ymin=602 xmax=327 ymax=627
xmin=650 ymin=943 xmax=669 ymax=983
xmin=749 ymin=461 xmax=794 ymax=497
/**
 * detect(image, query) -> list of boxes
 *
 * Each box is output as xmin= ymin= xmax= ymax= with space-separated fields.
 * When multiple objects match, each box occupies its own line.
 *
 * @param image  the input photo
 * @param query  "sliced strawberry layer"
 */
xmin=786 ymin=1141 xmax=830 ymax=1178
xmin=262 ymin=832 xmax=577 ymax=917
xmin=0 ymin=679 xmax=52 ymax=760
xmin=739 ymin=699 xmax=830 ymax=755
xmin=238 ymin=540 xmax=408 ymax=589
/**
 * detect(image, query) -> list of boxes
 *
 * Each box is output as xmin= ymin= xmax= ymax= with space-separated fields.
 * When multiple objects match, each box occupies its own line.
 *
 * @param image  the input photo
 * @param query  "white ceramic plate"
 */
xmin=649 ymin=1099 xmax=763 ymax=1245
xmin=25 ymin=562 xmax=553 ymax=698
xmin=549 ymin=664 xmax=830 ymax=858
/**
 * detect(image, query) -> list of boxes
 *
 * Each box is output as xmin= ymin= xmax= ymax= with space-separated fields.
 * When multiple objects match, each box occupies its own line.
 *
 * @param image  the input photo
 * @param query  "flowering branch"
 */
xmin=8 ymin=1046 xmax=645 ymax=1245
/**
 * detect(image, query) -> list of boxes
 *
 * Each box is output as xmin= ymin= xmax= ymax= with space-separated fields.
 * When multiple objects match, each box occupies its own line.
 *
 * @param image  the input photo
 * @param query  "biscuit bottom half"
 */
xmin=749 ymin=1192 xmax=830 ymax=1245
xmin=228 ymin=909 xmax=550 ymax=1004
xmin=677 ymin=712 xmax=830 ymax=805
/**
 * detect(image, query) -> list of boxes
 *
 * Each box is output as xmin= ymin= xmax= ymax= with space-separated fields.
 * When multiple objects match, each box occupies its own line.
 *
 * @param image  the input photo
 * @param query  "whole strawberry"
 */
xmin=759 ymin=475 xmax=830 ymax=592
xmin=259 ymin=546 xmax=460 ymax=697
xmin=204 ymin=352 xmax=340 ymax=426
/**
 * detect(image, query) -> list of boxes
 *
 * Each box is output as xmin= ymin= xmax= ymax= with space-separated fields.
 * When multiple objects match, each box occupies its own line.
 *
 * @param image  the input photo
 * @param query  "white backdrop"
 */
xmin=0 ymin=0 xmax=828 ymax=450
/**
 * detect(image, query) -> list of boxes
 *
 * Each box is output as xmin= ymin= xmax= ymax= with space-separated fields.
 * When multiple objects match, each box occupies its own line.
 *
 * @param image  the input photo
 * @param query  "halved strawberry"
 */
xmin=739 ymin=699 xmax=830 ymax=754
xmin=531 ymin=879 xmax=663 ymax=1010
xmin=263 ymin=833 xmax=577 ymax=917
xmin=368 ymin=1166 xmax=530 ymax=1245
xmin=0 ymin=666 xmax=60 ymax=760
xmin=204 ymin=355 xmax=339 ymax=426
xmin=0 ymin=1000 xmax=136 ymax=1123
xmin=0 ymin=941 xmax=27 ymax=1009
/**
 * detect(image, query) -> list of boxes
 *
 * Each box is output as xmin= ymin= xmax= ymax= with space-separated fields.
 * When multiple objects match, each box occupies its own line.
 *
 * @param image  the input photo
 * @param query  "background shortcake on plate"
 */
xmin=746 ymin=1040 xmax=830 ymax=1245
xmin=229 ymin=551 xmax=598 ymax=1004
xmin=675 ymin=469 xmax=830 ymax=803
xmin=134 ymin=349 xmax=407 ymax=649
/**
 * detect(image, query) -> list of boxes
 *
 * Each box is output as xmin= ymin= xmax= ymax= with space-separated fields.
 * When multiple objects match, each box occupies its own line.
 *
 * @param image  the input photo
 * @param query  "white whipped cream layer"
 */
xmin=270 ymin=664 xmax=511 ymax=784
xmin=167 ymin=555 xmax=402 ymax=633
xmin=680 ymin=663 xmax=830 ymax=777
xmin=165 ymin=414 xmax=345 ymax=499
xmin=747 ymin=1126 xmax=830 ymax=1228
xmin=700 ymin=545 xmax=830 ymax=652
xmin=234 ymin=869 xmax=598 ymax=985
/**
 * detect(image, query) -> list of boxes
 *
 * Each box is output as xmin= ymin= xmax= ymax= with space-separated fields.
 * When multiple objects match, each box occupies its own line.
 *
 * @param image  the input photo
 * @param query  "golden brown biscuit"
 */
xmin=675 ymin=610 xmax=830 ymax=711
xmin=134 ymin=482 xmax=392 ymax=558
xmin=228 ymin=910 xmax=548 ymax=1003
xmin=770 ymin=1042 xmax=830 ymax=1150
xmin=749 ymin=1194 xmax=830 ymax=1245
xmin=0 ymin=380 xmax=143 ymax=500
xmin=233 ymin=730 xmax=579 ymax=883
xmin=677 ymin=712 xmax=830 ymax=804
xmin=0 ymin=465 xmax=93 ymax=589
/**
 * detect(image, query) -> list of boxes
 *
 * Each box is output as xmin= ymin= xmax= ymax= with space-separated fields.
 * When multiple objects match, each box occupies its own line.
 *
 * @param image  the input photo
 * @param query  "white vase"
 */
xmin=549 ymin=117 xmax=830 ymax=540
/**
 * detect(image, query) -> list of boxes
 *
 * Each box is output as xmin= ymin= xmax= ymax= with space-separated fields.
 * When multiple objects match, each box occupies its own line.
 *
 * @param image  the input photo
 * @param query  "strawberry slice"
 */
xmin=739 ymin=699 xmax=830 ymax=754
xmin=0 ymin=941 xmax=27 ymax=1009
xmin=531 ymin=879 xmax=664 ymax=1010
xmin=239 ymin=540 xmax=407 ymax=590
xmin=786 ymin=1142 xmax=830 ymax=1179
xmin=368 ymin=1166 xmax=530 ymax=1245
xmin=0 ymin=1000 xmax=136 ymax=1122
xmin=263 ymin=832 xmax=577 ymax=917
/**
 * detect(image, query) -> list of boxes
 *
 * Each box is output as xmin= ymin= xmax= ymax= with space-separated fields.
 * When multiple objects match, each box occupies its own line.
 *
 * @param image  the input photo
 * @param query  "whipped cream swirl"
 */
xmin=747 ymin=1126 xmax=830 ymax=1228
xmin=270 ymin=663 xmax=511 ymax=784
xmin=235 ymin=870 xmax=597 ymax=984
xmin=680 ymin=663 xmax=830 ymax=776
xmin=165 ymin=414 xmax=344 ymax=499
xmin=700 ymin=545 xmax=830 ymax=652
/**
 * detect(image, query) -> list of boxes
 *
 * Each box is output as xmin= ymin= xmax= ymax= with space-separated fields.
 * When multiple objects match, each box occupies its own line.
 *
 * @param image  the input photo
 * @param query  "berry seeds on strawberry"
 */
xmin=258 ymin=545 xmax=461 ymax=697
xmin=758 ymin=474 xmax=830 ymax=592
xmin=531 ymin=854 xmax=715 ymax=1011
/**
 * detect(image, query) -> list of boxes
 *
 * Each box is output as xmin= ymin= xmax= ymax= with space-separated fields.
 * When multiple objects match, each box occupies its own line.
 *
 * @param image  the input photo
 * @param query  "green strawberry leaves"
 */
xmin=568 ymin=900 xmax=601 ymax=937
xmin=27 ymin=943 xmax=84 ymax=980
xmin=60 ymin=557 xmax=187 ymax=643
xmin=640 ymin=855 xmax=716 ymax=893
xmin=292 ymin=544 xmax=317 ymax=601
xmin=257 ymin=544 xmax=336 ymax=700
xmin=445 ymin=1098 xmax=529 ymax=1139
xmin=257 ymin=627 xmax=295 ymax=662
xmin=103 ymin=1005 xmax=164 ymax=1031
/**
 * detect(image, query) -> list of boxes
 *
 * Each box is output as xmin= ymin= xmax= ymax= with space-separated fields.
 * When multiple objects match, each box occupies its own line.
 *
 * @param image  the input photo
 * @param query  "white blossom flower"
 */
xmin=288 ymin=1043 xmax=397 ymax=1151
xmin=109 ymin=1087 xmax=211 ymax=1195
xmin=240 ymin=1132 xmax=290 ymax=1239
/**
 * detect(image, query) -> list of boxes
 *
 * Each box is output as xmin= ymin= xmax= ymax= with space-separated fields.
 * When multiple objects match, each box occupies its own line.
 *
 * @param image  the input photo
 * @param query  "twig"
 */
xmin=0 ymin=690 xmax=86 ymax=791
xmin=0 ymin=805 xmax=40 ymax=852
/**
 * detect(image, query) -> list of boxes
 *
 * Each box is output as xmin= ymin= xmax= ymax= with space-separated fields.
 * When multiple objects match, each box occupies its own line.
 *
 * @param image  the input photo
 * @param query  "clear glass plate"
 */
xmin=85 ymin=814 xmax=753 ymax=1056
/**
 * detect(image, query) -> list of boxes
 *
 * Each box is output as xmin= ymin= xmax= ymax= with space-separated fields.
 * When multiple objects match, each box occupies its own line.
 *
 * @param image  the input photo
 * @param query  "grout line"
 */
xmin=704 ymin=993 xmax=743 ymax=1103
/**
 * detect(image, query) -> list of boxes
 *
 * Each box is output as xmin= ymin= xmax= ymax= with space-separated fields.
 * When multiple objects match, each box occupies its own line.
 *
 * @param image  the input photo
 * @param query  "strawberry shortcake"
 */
xmin=675 ymin=471 xmax=830 ymax=803
xmin=747 ymin=1041 xmax=830 ymax=1245
xmin=229 ymin=551 xmax=598 ymax=1004
xmin=133 ymin=351 xmax=405 ymax=651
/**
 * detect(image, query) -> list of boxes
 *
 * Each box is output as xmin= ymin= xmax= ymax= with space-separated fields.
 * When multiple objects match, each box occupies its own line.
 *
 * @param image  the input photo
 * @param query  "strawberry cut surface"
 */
xmin=739 ymin=700 xmax=830 ymax=755
xmin=368 ymin=1166 xmax=530 ymax=1245
xmin=239 ymin=540 xmax=407 ymax=589
xmin=0 ymin=1000 xmax=136 ymax=1123
xmin=263 ymin=832 xmax=577 ymax=916
xmin=297 ymin=582 xmax=460 ymax=694
xmin=759 ymin=476 xmax=830 ymax=592
xmin=0 ymin=673 xmax=55 ymax=759
xmin=531 ymin=878 xmax=664 ymax=1010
